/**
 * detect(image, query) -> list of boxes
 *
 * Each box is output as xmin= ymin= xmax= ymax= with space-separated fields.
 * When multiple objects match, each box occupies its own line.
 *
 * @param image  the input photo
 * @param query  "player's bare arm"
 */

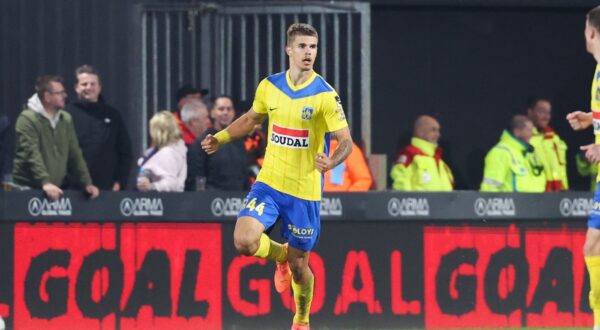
xmin=202 ymin=108 xmax=267 ymax=155
xmin=315 ymin=127 xmax=353 ymax=173
xmin=566 ymin=110 xmax=593 ymax=130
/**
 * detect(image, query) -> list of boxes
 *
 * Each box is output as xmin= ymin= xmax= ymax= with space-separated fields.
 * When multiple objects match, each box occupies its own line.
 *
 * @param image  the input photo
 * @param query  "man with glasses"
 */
xmin=12 ymin=75 xmax=99 ymax=201
xmin=480 ymin=114 xmax=546 ymax=192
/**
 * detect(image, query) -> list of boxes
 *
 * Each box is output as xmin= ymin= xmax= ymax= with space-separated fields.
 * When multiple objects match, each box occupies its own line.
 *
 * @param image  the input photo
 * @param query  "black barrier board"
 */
xmin=0 ymin=191 xmax=595 ymax=222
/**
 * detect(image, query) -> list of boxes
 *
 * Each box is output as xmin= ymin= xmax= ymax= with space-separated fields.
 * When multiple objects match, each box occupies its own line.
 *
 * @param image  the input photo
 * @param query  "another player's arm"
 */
xmin=201 ymin=109 xmax=267 ymax=155
xmin=565 ymin=111 xmax=600 ymax=162
xmin=566 ymin=111 xmax=593 ymax=130
xmin=316 ymin=127 xmax=353 ymax=173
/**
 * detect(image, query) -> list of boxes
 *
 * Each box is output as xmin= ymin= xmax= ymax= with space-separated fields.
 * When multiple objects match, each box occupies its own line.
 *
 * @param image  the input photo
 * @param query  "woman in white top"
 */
xmin=137 ymin=111 xmax=187 ymax=192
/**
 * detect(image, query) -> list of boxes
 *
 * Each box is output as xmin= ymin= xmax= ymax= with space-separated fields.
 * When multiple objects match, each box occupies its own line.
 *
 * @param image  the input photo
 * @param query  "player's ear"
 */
xmin=285 ymin=45 xmax=292 ymax=56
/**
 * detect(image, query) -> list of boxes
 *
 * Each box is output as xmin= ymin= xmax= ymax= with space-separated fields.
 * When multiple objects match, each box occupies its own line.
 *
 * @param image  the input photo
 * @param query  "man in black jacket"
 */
xmin=67 ymin=65 xmax=132 ymax=191
xmin=186 ymin=95 xmax=249 ymax=191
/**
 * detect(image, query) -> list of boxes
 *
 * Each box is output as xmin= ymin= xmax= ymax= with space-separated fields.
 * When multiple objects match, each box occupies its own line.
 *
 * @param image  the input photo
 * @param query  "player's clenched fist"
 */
xmin=201 ymin=134 xmax=220 ymax=154
xmin=315 ymin=153 xmax=334 ymax=173
xmin=566 ymin=111 xmax=593 ymax=131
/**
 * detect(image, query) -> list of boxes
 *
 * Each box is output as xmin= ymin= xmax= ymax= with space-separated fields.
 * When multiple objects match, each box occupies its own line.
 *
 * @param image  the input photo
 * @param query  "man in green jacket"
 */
xmin=13 ymin=75 xmax=99 ymax=201
xmin=527 ymin=97 xmax=569 ymax=191
xmin=480 ymin=114 xmax=546 ymax=192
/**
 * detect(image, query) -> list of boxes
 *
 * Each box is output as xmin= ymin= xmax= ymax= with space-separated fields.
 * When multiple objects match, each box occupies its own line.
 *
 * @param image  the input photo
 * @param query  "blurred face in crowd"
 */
xmin=286 ymin=35 xmax=318 ymax=73
xmin=414 ymin=115 xmax=441 ymax=145
xmin=188 ymin=106 xmax=211 ymax=137
xmin=178 ymin=93 xmax=203 ymax=111
xmin=75 ymin=73 xmax=102 ymax=103
xmin=211 ymin=97 xmax=235 ymax=130
xmin=44 ymin=81 xmax=67 ymax=111
xmin=514 ymin=120 xmax=534 ymax=143
xmin=527 ymin=100 xmax=552 ymax=130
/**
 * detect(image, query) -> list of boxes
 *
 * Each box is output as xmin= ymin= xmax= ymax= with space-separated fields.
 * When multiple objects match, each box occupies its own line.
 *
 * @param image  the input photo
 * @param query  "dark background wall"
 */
xmin=0 ymin=0 xmax=596 ymax=190
xmin=372 ymin=5 xmax=594 ymax=190
xmin=0 ymin=0 xmax=137 ymax=175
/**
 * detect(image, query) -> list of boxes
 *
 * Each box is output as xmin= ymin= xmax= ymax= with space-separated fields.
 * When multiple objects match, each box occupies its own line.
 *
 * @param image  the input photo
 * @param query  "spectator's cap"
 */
xmin=176 ymin=84 xmax=209 ymax=102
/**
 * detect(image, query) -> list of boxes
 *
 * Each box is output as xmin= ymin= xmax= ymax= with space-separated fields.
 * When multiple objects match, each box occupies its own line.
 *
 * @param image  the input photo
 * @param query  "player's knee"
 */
xmin=289 ymin=260 xmax=310 ymax=280
xmin=584 ymin=239 xmax=600 ymax=256
xmin=233 ymin=233 xmax=258 ymax=256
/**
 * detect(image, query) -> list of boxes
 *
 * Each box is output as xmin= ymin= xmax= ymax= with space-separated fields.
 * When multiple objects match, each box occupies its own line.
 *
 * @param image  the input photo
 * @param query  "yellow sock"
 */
xmin=292 ymin=275 xmax=314 ymax=325
xmin=252 ymin=233 xmax=287 ymax=262
xmin=586 ymin=256 xmax=600 ymax=326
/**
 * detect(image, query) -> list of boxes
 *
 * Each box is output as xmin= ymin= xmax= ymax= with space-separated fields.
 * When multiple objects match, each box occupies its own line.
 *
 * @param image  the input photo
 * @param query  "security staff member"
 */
xmin=390 ymin=115 xmax=454 ymax=191
xmin=480 ymin=115 xmax=546 ymax=192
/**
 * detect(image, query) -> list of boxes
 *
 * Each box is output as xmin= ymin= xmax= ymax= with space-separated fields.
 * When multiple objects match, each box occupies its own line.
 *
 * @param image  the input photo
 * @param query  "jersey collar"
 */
xmin=286 ymin=70 xmax=317 ymax=91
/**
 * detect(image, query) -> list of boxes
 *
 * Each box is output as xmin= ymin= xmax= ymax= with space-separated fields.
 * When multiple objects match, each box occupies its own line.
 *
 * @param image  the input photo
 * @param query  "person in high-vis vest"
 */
xmin=566 ymin=7 xmax=600 ymax=327
xmin=576 ymin=152 xmax=599 ymax=191
xmin=527 ymin=97 xmax=569 ymax=191
xmin=480 ymin=115 xmax=546 ymax=192
xmin=390 ymin=115 xmax=454 ymax=191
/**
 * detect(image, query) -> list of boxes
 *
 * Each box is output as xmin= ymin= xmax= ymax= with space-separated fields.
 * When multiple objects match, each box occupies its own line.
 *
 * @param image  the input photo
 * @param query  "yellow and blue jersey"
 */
xmin=589 ymin=65 xmax=600 ymax=229
xmin=592 ymin=64 xmax=600 ymax=182
xmin=252 ymin=70 xmax=348 ymax=201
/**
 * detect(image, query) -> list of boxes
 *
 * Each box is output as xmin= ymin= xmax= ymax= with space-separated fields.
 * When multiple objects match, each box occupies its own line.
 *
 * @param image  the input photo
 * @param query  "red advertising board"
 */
xmin=424 ymin=225 xmax=591 ymax=328
xmin=13 ymin=223 xmax=221 ymax=330
xmin=4 ymin=221 xmax=593 ymax=329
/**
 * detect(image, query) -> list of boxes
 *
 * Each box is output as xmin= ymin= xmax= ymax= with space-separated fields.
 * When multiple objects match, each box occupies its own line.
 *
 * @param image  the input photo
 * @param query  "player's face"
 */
xmin=286 ymin=35 xmax=318 ymax=72
xmin=211 ymin=97 xmax=235 ymax=130
xmin=75 ymin=73 xmax=102 ymax=103
xmin=527 ymin=100 xmax=551 ymax=129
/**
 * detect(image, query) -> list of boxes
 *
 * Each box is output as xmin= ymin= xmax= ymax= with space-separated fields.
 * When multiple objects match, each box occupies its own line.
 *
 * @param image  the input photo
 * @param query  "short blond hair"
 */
xmin=287 ymin=23 xmax=318 ymax=46
xmin=149 ymin=111 xmax=182 ymax=148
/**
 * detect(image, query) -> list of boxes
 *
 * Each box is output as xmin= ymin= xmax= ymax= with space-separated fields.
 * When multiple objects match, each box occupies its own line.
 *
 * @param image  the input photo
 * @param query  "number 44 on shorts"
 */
xmin=245 ymin=198 xmax=265 ymax=216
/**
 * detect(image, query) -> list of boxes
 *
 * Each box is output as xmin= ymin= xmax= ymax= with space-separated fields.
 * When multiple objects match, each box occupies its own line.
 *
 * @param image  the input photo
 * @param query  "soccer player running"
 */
xmin=202 ymin=23 xmax=352 ymax=330
xmin=567 ymin=6 xmax=600 ymax=329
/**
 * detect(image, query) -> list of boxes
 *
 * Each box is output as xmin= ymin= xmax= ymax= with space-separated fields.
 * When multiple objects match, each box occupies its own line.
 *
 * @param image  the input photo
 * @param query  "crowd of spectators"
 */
xmin=2 ymin=68 xmax=598 ymax=197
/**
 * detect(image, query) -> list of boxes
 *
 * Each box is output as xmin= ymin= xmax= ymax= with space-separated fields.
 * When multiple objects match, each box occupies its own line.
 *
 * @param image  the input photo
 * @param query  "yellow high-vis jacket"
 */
xmin=576 ymin=153 xmax=598 ymax=192
xmin=390 ymin=137 xmax=454 ymax=191
xmin=480 ymin=130 xmax=546 ymax=192
xmin=529 ymin=126 xmax=568 ymax=191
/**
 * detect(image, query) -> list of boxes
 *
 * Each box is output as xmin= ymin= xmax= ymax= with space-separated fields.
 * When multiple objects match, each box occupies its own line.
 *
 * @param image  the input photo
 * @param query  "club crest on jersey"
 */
xmin=301 ymin=106 xmax=314 ymax=120
xmin=271 ymin=124 xmax=310 ymax=149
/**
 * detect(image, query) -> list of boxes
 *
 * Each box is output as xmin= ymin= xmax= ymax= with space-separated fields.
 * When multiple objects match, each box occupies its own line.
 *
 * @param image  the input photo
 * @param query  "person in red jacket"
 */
xmin=323 ymin=137 xmax=372 ymax=192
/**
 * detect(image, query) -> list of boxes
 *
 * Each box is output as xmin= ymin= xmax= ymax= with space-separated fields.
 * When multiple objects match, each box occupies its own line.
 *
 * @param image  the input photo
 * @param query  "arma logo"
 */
xmin=474 ymin=198 xmax=515 ymax=217
xmin=120 ymin=198 xmax=163 ymax=216
xmin=559 ymin=198 xmax=593 ymax=217
xmin=28 ymin=197 xmax=72 ymax=216
xmin=211 ymin=197 xmax=244 ymax=216
xmin=320 ymin=197 xmax=342 ymax=216
xmin=387 ymin=197 xmax=430 ymax=216
xmin=270 ymin=124 xmax=309 ymax=149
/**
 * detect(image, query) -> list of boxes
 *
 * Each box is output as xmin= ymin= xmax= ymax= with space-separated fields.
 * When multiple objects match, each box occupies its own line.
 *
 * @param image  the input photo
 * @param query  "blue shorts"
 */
xmin=238 ymin=182 xmax=320 ymax=251
xmin=589 ymin=182 xmax=600 ymax=229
